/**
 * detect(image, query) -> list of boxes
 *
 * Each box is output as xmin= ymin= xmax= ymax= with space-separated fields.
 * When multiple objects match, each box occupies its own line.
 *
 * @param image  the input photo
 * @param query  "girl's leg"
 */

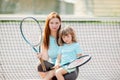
xmin=55 ymin=68 xmax=68 ymax=80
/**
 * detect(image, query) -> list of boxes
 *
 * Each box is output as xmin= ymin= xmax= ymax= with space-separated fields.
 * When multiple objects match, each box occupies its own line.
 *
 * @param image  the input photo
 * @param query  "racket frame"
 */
xmin=20 ymin=17 xmax=42 ymax=47
xmin=20 ymin=17 xmax=46 ymax=71
xmin=62 ymin=54 xmax=91 ymax=69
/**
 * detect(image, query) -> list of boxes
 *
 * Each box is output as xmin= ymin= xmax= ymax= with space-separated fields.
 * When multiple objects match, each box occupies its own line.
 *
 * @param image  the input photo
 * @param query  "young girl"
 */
xmin=54 ymin=26 xmax=83 ymax=80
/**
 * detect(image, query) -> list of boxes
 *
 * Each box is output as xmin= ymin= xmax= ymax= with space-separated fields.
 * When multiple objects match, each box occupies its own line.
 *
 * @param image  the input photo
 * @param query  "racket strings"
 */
xmin=68 ymin=56 xmax=91 ymax=68
xmin=21 ymin=19 xmax=42 ymax=46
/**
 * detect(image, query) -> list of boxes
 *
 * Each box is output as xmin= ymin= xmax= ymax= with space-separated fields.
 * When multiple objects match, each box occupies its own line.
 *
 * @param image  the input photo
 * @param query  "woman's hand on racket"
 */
xmin=36 ymin=52 xmax=49 ymax=61
xmin=36 ymin=53 xmax=43 ymax=59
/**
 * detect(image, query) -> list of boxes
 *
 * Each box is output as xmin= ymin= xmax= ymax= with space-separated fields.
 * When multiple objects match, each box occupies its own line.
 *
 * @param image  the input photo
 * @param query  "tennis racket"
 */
xmin=61 ymin=54 xmax=91 ymax=69
xmin=20 ymin=17 xmax=46 ymax=71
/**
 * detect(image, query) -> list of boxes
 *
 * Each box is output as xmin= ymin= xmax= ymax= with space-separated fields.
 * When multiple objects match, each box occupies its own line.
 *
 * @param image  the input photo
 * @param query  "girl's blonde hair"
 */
xmin=58 ymin=26 xmax=77 ymax=46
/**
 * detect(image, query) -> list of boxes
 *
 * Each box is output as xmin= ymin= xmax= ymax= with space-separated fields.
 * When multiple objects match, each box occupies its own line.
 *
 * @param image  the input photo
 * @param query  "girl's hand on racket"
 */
xmin=52 ymin=64 xmax=60 ymax=70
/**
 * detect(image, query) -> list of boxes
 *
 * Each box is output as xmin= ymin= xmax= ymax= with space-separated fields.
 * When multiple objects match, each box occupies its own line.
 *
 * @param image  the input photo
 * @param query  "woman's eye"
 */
xmin=50 ymin=22 xmax=53 ymax=24
xmin=55 ymin=22 xmax=59 ymax=24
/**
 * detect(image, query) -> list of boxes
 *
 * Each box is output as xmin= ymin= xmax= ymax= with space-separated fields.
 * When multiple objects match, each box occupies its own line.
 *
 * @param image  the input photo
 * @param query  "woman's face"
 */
xmin=49 ymin=18 xmax=61 ymax=32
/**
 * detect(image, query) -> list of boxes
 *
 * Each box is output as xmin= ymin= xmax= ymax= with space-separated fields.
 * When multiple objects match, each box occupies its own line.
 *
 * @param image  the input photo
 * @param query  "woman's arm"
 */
xmin=41 ymin=44 xmax=49 ymax=61
xmin=37 ymin=44 xmax=49 ymax=61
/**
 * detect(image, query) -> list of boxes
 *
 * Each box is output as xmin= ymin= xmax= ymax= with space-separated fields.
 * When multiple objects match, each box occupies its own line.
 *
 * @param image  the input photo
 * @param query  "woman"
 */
xmin=37 ymin=12 xmax=79 ymax=80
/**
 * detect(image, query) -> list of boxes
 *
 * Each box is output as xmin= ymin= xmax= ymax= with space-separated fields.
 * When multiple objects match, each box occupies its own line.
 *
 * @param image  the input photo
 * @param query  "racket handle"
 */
xmin=39 ymin=58 xmax=46 ymax=72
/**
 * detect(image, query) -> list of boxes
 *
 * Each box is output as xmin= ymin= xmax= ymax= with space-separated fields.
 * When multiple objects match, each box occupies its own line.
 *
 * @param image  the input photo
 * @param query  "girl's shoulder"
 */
xmin=71 ymin=42 xmax=80 ymax=48
xmin=64 ymin=42 xmax=79 ymax=47
xmin=73 ymin=42 xmax=79 ymax=45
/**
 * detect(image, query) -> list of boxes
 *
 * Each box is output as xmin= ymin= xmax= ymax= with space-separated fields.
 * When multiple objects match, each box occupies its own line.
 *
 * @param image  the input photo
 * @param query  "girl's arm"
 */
xmin=55 ymin=54 xmax=61 ymax=65
xmin=54 ymin=54 xmax=61 ymax=69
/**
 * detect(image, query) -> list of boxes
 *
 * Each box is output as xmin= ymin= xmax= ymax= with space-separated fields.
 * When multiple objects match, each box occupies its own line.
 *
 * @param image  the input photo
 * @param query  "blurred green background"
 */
xmin=0 ymin=0 xmax=120 ymax=17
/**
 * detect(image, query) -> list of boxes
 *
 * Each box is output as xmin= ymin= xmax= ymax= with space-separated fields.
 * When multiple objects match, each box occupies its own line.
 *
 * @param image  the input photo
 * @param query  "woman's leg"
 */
xmin=38 ymin=72 xmax=48 ymax=78
xmin=55 ymin=68 xmax=68 ymax=80
xmin=37 ymin=61 xmax=55 ymax=79
xmin=43 ymin=70 xmax=55 ymax=80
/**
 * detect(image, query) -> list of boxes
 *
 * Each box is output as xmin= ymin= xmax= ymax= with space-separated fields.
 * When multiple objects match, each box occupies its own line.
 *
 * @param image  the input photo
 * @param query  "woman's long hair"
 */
xmin=43 ymin=12 xmax=61 ymax=49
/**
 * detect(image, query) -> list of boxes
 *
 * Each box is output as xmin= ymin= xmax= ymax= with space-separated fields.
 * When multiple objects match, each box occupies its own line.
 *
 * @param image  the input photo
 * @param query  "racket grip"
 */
xmin=39 ymin=58 xmax=46 ymax=72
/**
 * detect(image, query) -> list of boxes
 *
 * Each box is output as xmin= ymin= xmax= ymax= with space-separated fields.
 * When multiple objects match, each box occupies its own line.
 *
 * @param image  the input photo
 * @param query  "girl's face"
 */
xmin=62 ymin=34 xmax=72 ymax=44
xmin=49 ymin=18 xmax=61 ymax=32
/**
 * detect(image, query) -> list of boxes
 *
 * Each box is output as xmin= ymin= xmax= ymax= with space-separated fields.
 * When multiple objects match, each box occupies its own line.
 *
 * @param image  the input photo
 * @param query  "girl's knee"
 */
xmin=55 ymin=69 xmax=61 ymax=76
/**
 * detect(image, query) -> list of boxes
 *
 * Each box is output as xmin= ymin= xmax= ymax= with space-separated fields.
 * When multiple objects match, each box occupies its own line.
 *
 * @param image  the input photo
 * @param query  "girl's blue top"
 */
xmin=58 ymin=42 xmax=83 ymax=66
